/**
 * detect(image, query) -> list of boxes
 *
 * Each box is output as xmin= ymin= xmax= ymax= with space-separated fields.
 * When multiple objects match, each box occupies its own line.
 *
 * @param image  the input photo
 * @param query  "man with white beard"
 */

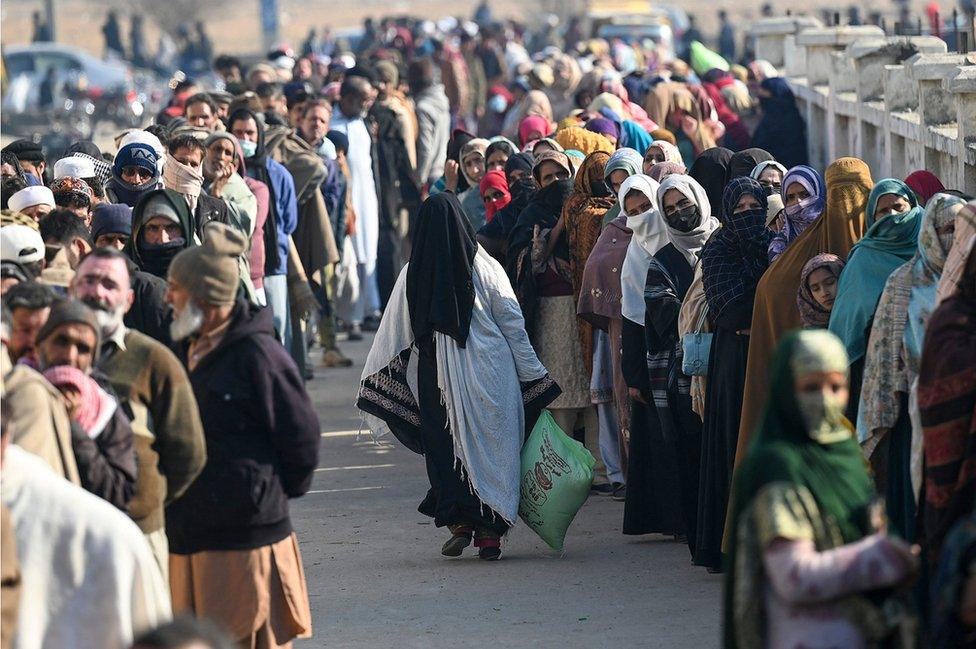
xmin=163 ymin=223 xmax=319 ymax=646
xmin=70 ymin=247 xmax=206 ymax=579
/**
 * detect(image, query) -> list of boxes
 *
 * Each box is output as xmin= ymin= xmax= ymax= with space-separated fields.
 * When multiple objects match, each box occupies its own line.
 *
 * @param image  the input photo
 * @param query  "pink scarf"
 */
xmin=42 ymin=366 xmax=114 ymax=438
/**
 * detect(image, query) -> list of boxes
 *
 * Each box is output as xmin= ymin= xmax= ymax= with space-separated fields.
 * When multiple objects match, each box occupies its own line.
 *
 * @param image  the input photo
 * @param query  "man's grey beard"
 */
xmin=170 ymin=302 xmax=205 ymax=341
xmin=81 ymin=297 xmax=126 ymax=339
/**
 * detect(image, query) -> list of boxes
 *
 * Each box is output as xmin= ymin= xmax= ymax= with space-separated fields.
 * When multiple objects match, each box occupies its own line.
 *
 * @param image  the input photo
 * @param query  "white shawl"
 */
xmin=360 ymin=247 xmax=549 ymax=524
xmin=618 ymin=174 xmax=668 ymax=324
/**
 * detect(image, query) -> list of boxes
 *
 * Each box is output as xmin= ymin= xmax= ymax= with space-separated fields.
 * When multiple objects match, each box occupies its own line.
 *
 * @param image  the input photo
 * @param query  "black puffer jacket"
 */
xmin=166 ymin=301 xmax=320 ymax=554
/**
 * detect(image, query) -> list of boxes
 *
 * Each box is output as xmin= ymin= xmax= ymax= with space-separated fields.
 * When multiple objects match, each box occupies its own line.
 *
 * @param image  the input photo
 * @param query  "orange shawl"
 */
xmin=735 ymin=158 xmax=873 ymax=465
xmin=564 ymin=151 xmax=615 ymax=373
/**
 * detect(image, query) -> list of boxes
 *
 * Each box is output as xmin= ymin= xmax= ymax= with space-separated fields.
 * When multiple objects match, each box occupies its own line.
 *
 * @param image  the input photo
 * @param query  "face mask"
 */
xmin=796 ymin=390 xmax=850 ymax=444
xmin=785 ymin=194 xmax=819 ymax=219
xmin=666 ymin=205 xmax=700 ymax=233
xmin=238 ymin=139 xmax=257 ymax=158
xmin=762 ymin=184 xmax=779 ymax=197
xmin=488 ymin=94 xmax=508 ymax=114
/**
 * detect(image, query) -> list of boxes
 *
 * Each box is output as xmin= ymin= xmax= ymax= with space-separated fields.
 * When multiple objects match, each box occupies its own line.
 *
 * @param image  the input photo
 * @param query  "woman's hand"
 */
xmin=444 ymin=160 xmax=460 ymax=192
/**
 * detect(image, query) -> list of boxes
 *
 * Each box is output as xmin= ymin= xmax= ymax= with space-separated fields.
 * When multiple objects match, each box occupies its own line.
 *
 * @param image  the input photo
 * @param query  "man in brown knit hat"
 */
xmin=164 ymin=222 xmax=320 ymax=647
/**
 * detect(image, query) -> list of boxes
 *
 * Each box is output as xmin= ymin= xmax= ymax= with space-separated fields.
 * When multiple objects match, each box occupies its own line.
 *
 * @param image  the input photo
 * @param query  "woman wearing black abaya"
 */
xmin=623 ymin=174 xmax=720 ymax=550
xmin=695 ymin=177 xmax=771 ymax=571
xmin=359 ymin=192 xmax=560 ymax=561
xmin=750 ymin=78 xmax=809 ymax=169
xmin=689 ymin=147 xmax=733 ymax=218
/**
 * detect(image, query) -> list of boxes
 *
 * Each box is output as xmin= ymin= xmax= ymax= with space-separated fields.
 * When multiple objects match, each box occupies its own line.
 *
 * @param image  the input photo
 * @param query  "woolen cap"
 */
xmin=168 ymin=222 xmax=247 ymax=305
xmin=35 ymin=299 xmax=101 ymax=360
xmin=91 ymin=203 xmax=133 ymax=241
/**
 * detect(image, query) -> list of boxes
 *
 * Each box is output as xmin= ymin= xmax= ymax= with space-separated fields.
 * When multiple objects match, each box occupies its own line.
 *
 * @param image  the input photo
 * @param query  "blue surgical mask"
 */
xmin=238 ymin=139 xmax=258 ymax=158
xmin=488 ymin=94 xmax=508 ymax=114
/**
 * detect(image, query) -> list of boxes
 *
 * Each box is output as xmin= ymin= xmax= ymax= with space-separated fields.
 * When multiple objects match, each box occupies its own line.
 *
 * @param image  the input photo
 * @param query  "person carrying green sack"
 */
xmin=520 ymin=410 xmax=596 ymax=552
xmin=358 ymin=193 xmax=561 ymax=561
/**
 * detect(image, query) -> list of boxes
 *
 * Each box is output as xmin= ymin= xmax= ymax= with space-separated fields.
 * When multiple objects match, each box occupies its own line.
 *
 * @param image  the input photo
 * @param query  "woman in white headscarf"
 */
xmin=616 ymin=173 xmax=681 ymax=537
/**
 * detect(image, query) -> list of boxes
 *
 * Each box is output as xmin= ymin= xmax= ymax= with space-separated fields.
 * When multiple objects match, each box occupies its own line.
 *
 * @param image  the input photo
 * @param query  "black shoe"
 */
xmin=611 ymin=483 xmax=626 ymax=501
xmin=478 ymin=545 xmax=502 ymax=561
xmin=441 ymin=525 xmax=473 ymax=557
xmin=591 ymin=483 xmax=614 ymax=496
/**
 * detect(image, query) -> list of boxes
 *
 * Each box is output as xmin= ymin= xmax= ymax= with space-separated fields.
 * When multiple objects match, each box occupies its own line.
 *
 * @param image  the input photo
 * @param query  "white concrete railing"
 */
xmin=749 ymin=19 xmax=976 ymax=192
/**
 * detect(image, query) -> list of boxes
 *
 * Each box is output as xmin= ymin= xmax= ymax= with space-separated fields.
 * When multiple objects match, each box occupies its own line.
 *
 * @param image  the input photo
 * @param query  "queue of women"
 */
xmin=356 ymin=40 xmax=976 ymax=647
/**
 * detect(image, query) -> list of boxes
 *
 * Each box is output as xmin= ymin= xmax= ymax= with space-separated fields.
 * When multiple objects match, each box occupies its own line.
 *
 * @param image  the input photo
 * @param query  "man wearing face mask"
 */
xmin=329 ymin=75 xmax=383 ymax=331
xmin=228 ymin=108 xmax=297 ymax=347
xmin=104 ymin=140 xmax=163 ymax=208
xmin=164 ymin=135 xmax=233 ymax=241
xmin=70 ymin=247 xmax=206 ymax=581
xmin=123 ymin=189 xmax=196 ymax=282
xmin=87 ymin=201 xmax=175 ymax=347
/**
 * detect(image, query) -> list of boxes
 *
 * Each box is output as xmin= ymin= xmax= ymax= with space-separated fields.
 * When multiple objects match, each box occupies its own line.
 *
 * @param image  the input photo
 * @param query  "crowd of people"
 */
xmin=2 ymin=7 xmax=976 ymax=649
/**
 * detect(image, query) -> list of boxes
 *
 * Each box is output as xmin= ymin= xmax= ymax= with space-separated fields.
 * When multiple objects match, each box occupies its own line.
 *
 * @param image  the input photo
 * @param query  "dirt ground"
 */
xmin=0 ymin=0 xmax=940 ymax=60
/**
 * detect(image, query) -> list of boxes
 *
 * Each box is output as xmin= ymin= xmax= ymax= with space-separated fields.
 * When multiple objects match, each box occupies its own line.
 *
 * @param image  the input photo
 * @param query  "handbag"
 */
xmin=681 ymin=307 xmax=712 ymax=377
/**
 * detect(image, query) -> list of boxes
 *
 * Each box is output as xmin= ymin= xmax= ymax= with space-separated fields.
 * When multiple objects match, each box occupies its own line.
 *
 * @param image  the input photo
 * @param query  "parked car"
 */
xmin=3 ymin=43 xmax=131 ymax=114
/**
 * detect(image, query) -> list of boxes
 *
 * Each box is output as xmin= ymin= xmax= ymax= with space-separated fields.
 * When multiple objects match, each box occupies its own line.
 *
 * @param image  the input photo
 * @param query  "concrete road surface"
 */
xmin=293 ymin=334 xmax=722 ymax=648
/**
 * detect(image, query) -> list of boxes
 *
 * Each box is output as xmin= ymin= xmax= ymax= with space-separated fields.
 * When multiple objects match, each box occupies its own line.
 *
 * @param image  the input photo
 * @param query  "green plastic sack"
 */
xmin=690 ymin=41 xmax=730 ymax=75
xmin=518 ymin=410 xmax=596 ymax=551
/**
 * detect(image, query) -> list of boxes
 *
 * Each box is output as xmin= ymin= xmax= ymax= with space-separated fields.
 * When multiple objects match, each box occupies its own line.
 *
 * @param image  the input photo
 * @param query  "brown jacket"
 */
xmin=5 ymin=364 xmax=81 ymax=485
xmin=98 ymin=328 xmax=207 ymax=533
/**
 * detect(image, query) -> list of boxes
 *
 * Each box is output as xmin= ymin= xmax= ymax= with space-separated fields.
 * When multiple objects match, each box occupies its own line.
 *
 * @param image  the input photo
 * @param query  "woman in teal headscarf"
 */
xmin=828 ymin=178 xmax=923 ymax=421
xmin=857 ymin=194 xmax=964 ymax=540
xmin=620 ymin=121 xmax=653 ymax=156
xmin=600 ymin=148 xmax=644 ymax=228
xmin=725 ymin=330 xmax=917 ymax=649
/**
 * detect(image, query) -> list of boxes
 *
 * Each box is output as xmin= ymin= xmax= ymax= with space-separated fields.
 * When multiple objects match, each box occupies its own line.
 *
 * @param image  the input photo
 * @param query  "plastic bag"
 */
xmin=518 ymin=410 xmax=595 ymax=551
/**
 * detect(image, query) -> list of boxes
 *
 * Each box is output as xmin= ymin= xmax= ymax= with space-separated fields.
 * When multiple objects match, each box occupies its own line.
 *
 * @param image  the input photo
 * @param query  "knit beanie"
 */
xmin=113 ymin=143 xmax=159 ymax=180
xmin=168 ymin=223 xmax=247 ymax=305
xmin=35 ymin=299 xmax=101 ymax=362
xmin=142 ymin=193 xmax=181 ymax=224
xmin=91 ymin=203 xmax=133 ymax=241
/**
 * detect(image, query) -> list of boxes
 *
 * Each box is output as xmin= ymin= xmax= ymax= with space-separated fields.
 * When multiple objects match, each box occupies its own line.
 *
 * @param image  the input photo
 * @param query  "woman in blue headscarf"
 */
xmin=828 ymin=178 xmax=923 ymax=422
xmin=768 ymin=165 xmax=827 ymax=262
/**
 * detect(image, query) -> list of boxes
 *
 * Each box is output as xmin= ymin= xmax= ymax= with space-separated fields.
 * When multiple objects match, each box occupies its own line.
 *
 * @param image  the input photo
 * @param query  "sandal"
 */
xmin=474 ymin=529 xmax=502 ymax=561
xmin=441 ymin=524 xmax=473 ymax=557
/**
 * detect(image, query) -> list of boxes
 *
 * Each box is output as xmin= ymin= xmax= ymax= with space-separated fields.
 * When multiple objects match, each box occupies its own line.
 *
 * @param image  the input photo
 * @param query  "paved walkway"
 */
xmin=293 ymin=335 xmax=722 ymax=648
